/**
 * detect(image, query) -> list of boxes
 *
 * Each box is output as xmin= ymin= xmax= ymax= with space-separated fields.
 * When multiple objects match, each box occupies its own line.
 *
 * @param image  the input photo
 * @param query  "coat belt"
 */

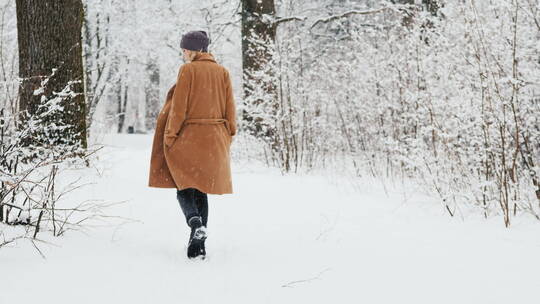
xmin=184 ymin=118 xmax=231 ymax=135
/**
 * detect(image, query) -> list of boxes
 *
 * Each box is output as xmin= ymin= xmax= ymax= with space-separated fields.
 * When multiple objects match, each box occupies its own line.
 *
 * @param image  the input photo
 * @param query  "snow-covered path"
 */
xmin=2 ymin=134 xmax=540 ymax=304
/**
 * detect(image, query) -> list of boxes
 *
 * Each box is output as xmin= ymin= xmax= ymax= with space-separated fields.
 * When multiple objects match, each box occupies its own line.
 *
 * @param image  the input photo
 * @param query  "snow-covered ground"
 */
xmin=2 ymin=133 xmax=540 ymax=304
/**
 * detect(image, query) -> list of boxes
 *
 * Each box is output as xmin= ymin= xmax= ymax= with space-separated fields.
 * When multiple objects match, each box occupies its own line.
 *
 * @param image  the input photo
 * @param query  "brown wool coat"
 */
xmin=147 ymin=52 xmax=237 ymax=194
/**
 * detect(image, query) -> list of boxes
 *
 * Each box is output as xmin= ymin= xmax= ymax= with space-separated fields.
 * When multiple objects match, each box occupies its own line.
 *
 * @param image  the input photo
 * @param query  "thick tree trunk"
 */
xmin=16 ymin=0 xmax=87 ymax=149
xmin=241 ymin=0 xmax=276 ymax=81
xmin=241 ymin=0 xmax=278 ymax=140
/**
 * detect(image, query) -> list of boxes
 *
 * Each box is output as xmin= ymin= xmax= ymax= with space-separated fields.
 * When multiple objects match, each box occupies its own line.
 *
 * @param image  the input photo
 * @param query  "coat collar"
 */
xmin=192 ymin=52 xmax=217 ymax=63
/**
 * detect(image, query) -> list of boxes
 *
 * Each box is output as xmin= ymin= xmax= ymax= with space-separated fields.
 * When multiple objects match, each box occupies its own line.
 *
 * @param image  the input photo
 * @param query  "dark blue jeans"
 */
xmin=176 ymin=187 xmax=208 ymax=227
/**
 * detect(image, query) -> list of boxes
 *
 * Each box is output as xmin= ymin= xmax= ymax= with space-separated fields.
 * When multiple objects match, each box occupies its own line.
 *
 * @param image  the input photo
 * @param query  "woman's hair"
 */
xmin=184 ymin=49 xmax=202 ymax=62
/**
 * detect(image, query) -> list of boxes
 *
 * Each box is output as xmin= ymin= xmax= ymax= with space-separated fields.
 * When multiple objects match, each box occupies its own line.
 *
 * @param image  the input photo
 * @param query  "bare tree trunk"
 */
xmin=16 ymin=0 xmax=87 ymax=149
xmin=241 ymin=0 xmax=278 ymax=140
xmin=145 ymin=57 xmax=160 ymax=132
xmin=116 ymin=59 xmax=128 ymax=134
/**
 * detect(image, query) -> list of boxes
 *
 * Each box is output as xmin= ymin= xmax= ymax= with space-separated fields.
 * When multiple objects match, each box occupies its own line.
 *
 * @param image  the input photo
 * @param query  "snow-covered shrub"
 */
xmin=372 ymin=1 xmax=540 ymax=225
xmin=0 ymin=72 xmax=102 ymax=248
xmin=242 ymin=0 xmax=540 ymax=225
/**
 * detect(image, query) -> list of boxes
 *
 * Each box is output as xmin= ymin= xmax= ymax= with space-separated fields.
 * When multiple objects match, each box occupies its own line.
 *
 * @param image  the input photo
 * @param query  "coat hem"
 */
xmin=176 ymin=183 xmax=233 ymax=195
xmin=149 ymin=182 xmax=233 ymax=195
xmin=148 ymin=183 xmax=177 ymax=189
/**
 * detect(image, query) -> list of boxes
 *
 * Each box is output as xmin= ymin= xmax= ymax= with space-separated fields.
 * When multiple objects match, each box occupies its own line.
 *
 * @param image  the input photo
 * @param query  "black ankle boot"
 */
xmin=187 ymin=216 xmax=207 ymax=259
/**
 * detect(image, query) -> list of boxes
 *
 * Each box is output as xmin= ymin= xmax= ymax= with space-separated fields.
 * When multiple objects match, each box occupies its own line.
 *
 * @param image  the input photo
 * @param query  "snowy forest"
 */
xmin=1 ymin=0 xmax=540 ymax=303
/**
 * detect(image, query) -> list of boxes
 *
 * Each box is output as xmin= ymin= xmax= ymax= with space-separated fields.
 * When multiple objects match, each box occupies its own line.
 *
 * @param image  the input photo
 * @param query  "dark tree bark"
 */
xmin=423 ymin=0 xmax=440 ymax=16
xmin=241 ymin=0 xmax=278 ymax=140
xmin=145 ymin=58 xmax=160 ymax=132
xmin=241 ymin=0 xmax=276 ymax=77
xmin=16 ymin=0 xmax=87 ymax=149
xmin=115 ymin=59 xmax=129 ymax=133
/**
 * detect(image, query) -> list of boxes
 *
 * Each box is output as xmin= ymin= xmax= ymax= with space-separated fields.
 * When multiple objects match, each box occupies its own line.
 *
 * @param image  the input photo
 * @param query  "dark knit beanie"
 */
xmin=180 ymin=30 xmax=210 ymax=52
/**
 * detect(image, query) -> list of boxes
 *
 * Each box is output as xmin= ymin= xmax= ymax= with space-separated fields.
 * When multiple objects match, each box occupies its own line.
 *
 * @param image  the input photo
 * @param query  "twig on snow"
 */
xmin=281 ymin=267 xmax=331 ymax=288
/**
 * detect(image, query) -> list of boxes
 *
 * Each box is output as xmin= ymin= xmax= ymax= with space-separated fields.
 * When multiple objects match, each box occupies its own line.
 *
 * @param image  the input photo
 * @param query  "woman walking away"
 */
xmin=148 ymin=30 xmax=237 ymax=260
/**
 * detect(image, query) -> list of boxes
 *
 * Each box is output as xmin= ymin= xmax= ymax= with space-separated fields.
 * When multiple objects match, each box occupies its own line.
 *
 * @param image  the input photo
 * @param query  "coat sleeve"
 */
xmin=164 ymin=64 xmax=192 ymax=147
xmin=224 ymin=69 xmax=237 ymax=136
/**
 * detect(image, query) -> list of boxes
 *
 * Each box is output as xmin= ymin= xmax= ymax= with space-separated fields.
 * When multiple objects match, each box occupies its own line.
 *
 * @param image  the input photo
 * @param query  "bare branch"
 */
xmin=274 ymin=16 xmax=307 ymax=27
xmin=311 ymin=7 xmax=391 ymax=29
